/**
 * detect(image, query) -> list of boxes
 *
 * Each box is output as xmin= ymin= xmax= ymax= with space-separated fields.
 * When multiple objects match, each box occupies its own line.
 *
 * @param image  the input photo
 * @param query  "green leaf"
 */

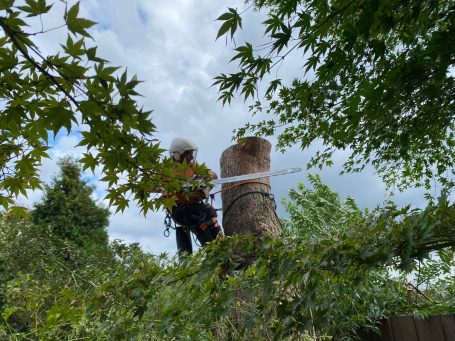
xmin=80 ymin=152 xmax=98 ymax=173
xmin=0 ymin=195 xmax=14 ymax=209
xmin=65 ymin=1 xmax=80 ymax=22
xmin=216 ymin=12 xmax=233 ymax=21
xmin=230 ymin=43 xmax=254 ymax=65
xmin=216 ymin=19 xmax=233 ymax=40
xmin=1 ymin=306 xmax=18 ymax=320
xmin=43 ymin=104 xmax=76 ymax=137
xmin=263 ymin=14 xmax=283 ymax=36
xmin=241 ymin=79 xmax=256 ymax=101
xmin=216 ymin=8 xmax=242 ymax=40
xmin=65 ymin=2 xmax=96 ymax=37
xmin=265 ymin=79 xmax=281 ymax=96
xmin=78 ymin=100 xmax=102 ymax=121
xmin=271 ymin=25 xmax=292 ymax=54
xmin=162 ymin=197 xmax=176 ymax=211
xmin=8 ymin=205 xmax=28 ymax=219
xmin=62 ymin=35 xmax=84 ymax=58
xmin=18 ymin=0 xmax=52 ymax=17
xmin=85 ymin=46 xmax=106 ymax=62
xmin=218 ymin=91 xmax=233 ymax=106
xmin=0 ymin=0 xmax=14 ymax=10
xmin=96 ymin=63 xmax=120 ymax=82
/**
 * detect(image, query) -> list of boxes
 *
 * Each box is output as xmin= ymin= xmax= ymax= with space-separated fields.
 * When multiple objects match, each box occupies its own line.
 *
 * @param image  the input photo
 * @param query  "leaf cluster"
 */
xmin=0 ymin=1 xmax=181 ymax=214
xmin=215 ymin=0 xmax=455 ymax=190
xmin=0 ymin=162 xmax=116 ymax=337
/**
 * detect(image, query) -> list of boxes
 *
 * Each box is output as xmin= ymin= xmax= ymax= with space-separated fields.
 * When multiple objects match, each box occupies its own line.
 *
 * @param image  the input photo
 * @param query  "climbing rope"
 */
xmin=192 ymin=230 xmax=201 ymax=247
xmin=222 ymin=190 xmax=277 ymax=222
xmin=218 ymin=180 xmax=281 ymax=229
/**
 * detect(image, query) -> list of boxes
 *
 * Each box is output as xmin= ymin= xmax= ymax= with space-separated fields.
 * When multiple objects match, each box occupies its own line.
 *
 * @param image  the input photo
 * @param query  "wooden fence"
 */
xmin=355 ymin=315 xmax=455 ymax=341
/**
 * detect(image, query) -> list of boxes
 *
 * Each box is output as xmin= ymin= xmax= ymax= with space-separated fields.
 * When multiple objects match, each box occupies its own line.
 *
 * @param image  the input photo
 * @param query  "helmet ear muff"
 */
xmin=172 ymin=151 xmax=181 ymax=161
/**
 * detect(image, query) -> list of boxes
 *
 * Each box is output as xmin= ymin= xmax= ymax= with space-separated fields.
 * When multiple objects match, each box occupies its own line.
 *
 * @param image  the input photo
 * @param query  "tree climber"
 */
xmin=165 ymin=137 xmax=223 ymax=254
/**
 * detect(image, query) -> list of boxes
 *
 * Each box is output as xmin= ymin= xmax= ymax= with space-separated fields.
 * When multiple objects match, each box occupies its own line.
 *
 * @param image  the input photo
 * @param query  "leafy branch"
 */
xmin=0 ymin=1 xmax=192 ymax=214
xmin=215 ymin=0 xmax=455 ymax=190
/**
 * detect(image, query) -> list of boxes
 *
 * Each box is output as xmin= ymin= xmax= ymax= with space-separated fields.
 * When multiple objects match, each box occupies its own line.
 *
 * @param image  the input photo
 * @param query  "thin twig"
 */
xmin=28 ymin=23 xmax=66 ymax=36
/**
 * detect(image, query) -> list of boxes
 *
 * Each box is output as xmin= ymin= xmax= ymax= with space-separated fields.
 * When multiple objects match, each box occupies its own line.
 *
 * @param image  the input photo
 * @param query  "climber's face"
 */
xmin=181 ymin=150 xmax=196 ymax=164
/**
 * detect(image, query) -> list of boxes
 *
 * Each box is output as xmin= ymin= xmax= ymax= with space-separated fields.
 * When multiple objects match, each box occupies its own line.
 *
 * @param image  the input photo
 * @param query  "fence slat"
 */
xmin=414 ymin=316 xmax=445 ymax=341
xmin=389 ymin=316 xmax=418 ymax=341
xmin=441 ymin=315 xmax=455 ymax=341
xmin=378 ymin=319 xmax=394 ymax=341
xmin=354 ymin=315 xmax=455 ymax=341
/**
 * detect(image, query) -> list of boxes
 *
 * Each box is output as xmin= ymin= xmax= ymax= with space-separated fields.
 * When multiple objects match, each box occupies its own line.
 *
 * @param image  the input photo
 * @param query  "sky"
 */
xmin=16 ymin=0 xmax=435 ymax=256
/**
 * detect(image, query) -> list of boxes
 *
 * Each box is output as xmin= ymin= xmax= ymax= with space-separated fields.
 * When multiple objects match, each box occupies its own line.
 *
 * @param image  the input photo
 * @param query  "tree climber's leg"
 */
xmin=176 ymin=226 xmax=193 ymax=255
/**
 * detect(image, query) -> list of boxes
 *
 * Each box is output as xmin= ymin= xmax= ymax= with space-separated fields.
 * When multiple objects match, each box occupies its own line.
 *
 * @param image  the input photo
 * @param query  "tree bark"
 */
xmin=220 ymin=137 xmax=281 ymax=237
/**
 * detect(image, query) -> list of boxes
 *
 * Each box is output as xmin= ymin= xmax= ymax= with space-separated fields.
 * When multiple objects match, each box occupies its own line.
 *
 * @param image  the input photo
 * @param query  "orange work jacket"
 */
xmin=163 ymin=163 xmax=206 ymax=205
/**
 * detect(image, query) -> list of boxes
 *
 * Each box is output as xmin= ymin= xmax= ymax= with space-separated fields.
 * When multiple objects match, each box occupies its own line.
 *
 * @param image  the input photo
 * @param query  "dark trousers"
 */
xmin=172 ymin=202 xmax=221 ymax=254
xmin=176 ymin=227 xmax=193 ymax=254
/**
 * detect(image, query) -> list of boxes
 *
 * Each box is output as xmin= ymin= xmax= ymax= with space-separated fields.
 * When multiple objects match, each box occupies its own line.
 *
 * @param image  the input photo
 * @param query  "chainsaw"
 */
xmin=211 ymin=167 xmax=302 ymax=185
xmin=181 ymin=167 xmax=302 ymax=199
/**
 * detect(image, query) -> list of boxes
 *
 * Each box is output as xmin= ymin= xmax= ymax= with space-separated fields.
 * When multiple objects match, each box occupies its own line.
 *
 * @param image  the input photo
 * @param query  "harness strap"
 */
xmin=164 ymin=203 xmax=214 ymax=237
xmin=199 ymin=217 xmax=220 ymax=231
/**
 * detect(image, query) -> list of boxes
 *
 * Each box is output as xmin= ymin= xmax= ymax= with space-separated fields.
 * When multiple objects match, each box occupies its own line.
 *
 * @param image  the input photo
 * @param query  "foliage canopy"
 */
xmin=1 ymin=158 xmax=116 ymax=335
xmin=215 ymin=0 xmax=455 ymax=189
xmin=1 ymin=176 xmax=454 ymax=339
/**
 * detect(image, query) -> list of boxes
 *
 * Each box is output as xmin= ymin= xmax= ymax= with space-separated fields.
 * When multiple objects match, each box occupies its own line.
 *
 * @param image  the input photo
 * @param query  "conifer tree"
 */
xmin=31 ymin=157 xmax=111 ymax=265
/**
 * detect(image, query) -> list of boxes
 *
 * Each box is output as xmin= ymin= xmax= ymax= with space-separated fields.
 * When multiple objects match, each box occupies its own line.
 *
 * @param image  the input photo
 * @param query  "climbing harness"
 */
xmin=163 ymin=206 xmax=218 ymax=248
xmin=163 ymin=210 xmax=196 ymax=238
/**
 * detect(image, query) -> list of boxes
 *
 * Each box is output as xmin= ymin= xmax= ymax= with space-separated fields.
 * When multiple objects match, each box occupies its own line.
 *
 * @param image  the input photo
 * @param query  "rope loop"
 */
xmin=223 ymin=190 xmax=277 ymax=220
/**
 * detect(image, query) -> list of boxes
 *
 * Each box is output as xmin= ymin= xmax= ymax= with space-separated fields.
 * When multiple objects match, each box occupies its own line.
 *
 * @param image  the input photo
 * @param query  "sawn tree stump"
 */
xmin=220 ymin=137 xmax=281 ymax=237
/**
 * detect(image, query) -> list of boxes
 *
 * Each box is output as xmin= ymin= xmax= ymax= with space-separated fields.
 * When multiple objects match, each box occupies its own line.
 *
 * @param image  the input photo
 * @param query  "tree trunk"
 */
xmin=220 ymin=137 xmax=281 ymax=237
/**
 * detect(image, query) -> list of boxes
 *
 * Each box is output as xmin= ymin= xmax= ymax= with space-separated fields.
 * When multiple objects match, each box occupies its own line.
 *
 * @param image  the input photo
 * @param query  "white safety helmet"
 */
xmin=169 ymin=137 xmax=198 ymax=161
